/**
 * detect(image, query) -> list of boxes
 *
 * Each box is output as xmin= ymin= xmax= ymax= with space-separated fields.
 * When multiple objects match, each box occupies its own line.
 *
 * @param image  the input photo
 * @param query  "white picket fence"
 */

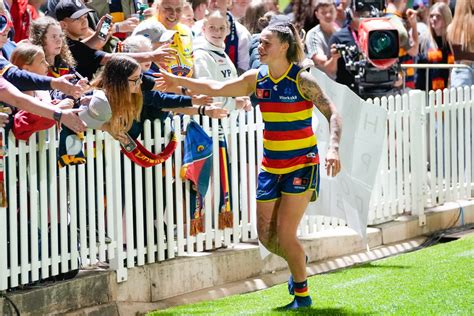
xmin=0 ymin=87 xmax=473 ymax=290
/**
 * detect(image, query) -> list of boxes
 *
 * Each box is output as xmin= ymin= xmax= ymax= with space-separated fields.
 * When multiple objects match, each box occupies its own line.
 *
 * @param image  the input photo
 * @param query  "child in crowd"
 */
xmin=9 ymin=44 xmax=74 ymax=140
xmin=194 ymin=10 xmax=250 ymax=111
xmin=29 ymin=16 xmax=77 ymax=78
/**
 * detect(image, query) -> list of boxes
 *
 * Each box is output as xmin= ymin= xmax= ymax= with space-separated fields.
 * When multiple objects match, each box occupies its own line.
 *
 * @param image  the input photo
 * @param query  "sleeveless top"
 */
xmin=254 ymin=63 xmax=319 ymax=175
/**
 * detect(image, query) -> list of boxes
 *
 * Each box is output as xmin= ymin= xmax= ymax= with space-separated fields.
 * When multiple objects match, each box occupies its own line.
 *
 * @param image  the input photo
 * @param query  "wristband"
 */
xmin=53 ymin=109 xmax=62 ymax=124
xmin=115 ymin=23 xmax=120 ymax=33
xmin=198 ymin=105 xmax=205 ymax=116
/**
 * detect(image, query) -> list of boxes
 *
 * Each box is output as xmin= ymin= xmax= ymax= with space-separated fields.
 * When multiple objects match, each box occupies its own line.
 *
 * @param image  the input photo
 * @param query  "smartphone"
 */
xmin=98 ymin=15 xmax=112 ymax=40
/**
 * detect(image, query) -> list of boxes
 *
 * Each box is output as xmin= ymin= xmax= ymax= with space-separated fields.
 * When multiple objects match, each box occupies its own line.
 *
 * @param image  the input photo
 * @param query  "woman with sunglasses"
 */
xmin=155 ymin=22 xmax=342 ymax=309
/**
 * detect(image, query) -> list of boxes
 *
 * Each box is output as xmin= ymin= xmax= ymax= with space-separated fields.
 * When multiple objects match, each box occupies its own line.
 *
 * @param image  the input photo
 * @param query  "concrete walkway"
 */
xmin=1 ymin=201 xmax=473 ymax=315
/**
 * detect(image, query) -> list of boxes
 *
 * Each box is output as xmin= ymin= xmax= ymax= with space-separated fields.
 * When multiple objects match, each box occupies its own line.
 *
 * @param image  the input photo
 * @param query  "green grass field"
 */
xmin=150 ymin=236 xmax=474 ymax=315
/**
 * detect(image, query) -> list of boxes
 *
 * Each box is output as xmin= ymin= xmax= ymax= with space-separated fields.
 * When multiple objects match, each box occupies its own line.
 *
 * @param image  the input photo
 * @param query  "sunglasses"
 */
xmin=0 ymin=14 xmax=12 ymax=35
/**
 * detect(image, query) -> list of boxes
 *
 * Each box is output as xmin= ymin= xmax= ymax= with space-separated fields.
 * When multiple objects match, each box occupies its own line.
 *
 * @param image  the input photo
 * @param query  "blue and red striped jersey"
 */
xmin=255 ymin=64 xmax=319 ymax=174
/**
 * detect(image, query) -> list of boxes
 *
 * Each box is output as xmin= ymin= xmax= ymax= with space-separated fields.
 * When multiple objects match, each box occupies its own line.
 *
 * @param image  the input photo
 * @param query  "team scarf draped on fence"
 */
xmin=181 ymin=120 xmax=213 ymax=236
xmin=120 ymin=131 xmax=177 ymax=167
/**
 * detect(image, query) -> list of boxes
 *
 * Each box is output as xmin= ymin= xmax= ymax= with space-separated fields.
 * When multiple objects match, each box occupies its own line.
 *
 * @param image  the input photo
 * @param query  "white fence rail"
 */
xmin=0 ymin=87 xmax=473 ymax=290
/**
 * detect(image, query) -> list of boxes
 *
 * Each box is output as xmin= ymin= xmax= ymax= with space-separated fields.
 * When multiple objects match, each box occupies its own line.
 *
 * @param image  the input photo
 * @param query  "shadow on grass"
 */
xmin=271 ymin=306 xmax=373 ymax=315
xmin=326 ymin=262 xmax=412 ymax=271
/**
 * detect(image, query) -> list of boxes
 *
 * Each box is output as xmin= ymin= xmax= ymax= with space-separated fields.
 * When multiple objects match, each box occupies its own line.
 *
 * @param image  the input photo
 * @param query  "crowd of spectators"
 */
xmin=0 ymin=0 xmax=471 ymax=145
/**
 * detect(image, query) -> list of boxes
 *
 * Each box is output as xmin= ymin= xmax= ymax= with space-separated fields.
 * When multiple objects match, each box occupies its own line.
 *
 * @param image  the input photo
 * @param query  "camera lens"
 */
xmin=368 ymin=30 xmax=398 ymax=59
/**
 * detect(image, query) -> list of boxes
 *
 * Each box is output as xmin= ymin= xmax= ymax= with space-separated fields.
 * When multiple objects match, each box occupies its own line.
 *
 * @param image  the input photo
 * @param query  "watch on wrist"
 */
xmin=53 ymin=109 xmax=62 ymax=124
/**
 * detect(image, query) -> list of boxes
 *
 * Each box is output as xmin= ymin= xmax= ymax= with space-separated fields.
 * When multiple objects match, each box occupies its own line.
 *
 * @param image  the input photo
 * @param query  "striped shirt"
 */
xmin=255 ymin=64 xmax=319 ymax=174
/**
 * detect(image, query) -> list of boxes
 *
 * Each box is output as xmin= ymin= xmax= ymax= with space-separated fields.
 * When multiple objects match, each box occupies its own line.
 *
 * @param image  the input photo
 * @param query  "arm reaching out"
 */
xmin=0 ymin=79 xmax=86 ymax=133
xmin=298 ymin=71 xmax=342 ymax=177
xmin=153 ymin=69 xmax=258 ymax=98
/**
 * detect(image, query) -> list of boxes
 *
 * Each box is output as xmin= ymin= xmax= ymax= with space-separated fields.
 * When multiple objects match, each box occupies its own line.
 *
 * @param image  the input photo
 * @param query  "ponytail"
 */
xmin=264 ymin=22 xmax=305 ymax=64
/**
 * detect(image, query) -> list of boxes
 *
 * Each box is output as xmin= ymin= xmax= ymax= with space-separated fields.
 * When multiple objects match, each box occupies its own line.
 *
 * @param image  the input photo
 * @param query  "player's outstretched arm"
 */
xmin=298 ymin=70 xmax=342 ymax=177
xmin=154 ymin=69 xmax=259 ymax=98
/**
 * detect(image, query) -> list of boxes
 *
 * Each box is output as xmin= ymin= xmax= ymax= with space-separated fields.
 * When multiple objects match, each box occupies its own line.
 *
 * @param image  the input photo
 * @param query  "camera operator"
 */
xmin=384 ymin=0 xmax=419 ymax=89
xmin=328 ymin=4 xmax=370 ymax=93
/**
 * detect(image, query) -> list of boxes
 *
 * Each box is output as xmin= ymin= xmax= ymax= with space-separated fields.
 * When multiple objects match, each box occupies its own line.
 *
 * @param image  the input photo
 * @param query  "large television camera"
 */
xmin=337 ymin=0 xmax=402 ymax=99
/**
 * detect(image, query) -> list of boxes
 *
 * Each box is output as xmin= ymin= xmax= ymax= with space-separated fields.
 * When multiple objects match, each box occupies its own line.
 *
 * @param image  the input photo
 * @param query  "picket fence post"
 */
xmin=409 ymin=90 xmax=427 ymax=225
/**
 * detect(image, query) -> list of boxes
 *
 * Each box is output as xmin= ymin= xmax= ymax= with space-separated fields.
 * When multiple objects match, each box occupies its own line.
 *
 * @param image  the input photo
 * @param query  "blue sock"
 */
xmin=284 ymin=279 xmax=312 ymax=309
xmin=288 ymin=255 xmax=309 ymax=295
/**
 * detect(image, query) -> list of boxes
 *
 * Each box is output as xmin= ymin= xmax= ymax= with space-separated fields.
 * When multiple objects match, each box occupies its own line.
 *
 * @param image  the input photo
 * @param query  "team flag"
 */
xmin=181 ymin=120 xmax=213 ymax=235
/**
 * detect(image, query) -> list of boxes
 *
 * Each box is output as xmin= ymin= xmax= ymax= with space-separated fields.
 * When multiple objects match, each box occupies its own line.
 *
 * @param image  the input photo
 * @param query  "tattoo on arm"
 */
xmin=299 ymin=71 xmax=342 ymax=151
xmin=299 ymin=71 xmax=332 ymax=117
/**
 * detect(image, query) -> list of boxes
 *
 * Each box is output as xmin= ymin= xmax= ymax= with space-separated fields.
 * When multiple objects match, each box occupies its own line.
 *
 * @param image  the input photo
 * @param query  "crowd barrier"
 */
xmin=0 ymin=85 xmax=473 ymax=290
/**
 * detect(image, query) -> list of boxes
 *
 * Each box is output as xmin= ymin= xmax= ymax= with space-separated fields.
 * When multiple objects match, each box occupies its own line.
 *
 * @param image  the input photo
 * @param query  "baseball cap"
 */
xmin=13 ymin=111 xmax=55 ymax=141
xmin=79 ymin=90 xmax=112 ymax=129
xmin=132 ymin=20 xmax=177 ymax=43
xmin=55 ymin=0 xmax=94 ymax=21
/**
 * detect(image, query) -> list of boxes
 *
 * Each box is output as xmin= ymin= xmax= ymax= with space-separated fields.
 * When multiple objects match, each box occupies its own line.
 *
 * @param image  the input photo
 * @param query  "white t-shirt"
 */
xmin=193 ymin=37 xmax=238 ymax=110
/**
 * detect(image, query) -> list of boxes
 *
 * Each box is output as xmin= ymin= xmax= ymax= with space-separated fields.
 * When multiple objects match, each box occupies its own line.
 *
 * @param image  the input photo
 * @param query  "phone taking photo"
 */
xmin=98 ymin=15 xmax=112 ymax=40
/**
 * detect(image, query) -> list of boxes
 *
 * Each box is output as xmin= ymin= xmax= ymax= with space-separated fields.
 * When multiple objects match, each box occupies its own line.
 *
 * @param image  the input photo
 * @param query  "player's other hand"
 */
xmin=325 ymin=148 xmax=341 ymax=177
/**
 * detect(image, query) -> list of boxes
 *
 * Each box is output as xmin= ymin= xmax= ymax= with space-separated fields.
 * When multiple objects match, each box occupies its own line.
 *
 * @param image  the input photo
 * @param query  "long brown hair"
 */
xmin=29 ymin=16 xmax=76 ymax=68
xmin=91 ymin=55 xmax=143 ymax=136
xmin=446 ymin=0 xmax=474 ymax=51
xmin=264 ymin=22 xmax=305 ymax=64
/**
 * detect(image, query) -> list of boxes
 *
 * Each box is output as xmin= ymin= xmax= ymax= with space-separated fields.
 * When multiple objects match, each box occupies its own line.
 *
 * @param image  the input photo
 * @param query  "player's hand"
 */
xmin=153 ymin=70 xmax=179 ymax=92
xmin=325 ymin=148 xmax=341 ymax=177
xmin=236 ymin=96 xmax=252 ymax=111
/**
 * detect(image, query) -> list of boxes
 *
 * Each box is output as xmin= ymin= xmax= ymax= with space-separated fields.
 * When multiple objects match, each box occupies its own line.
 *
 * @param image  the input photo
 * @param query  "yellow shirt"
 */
xmin=160 ymin=22 xmax=194 ymax=77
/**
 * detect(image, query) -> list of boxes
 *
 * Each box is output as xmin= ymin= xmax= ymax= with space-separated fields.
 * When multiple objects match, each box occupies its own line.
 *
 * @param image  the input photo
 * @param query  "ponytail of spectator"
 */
xmin=90 ymin=55 xmax=143 ymax=137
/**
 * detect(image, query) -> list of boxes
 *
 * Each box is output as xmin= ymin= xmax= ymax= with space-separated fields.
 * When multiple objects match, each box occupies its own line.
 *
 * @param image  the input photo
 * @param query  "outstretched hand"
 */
xmin=204 ymin=104 xmax=229 ymax=119
xmin=151 ymin=44 xmax=177 ymax=65
xmin=325 ymin=149 xmax=341 ymax=177
xmin=61 ymin=109 xmax=87 ymax=133
xmin=153 ymin=70 xmax=179 ymax=92
xmin=192 ymin=94 xmax=213 ymax=105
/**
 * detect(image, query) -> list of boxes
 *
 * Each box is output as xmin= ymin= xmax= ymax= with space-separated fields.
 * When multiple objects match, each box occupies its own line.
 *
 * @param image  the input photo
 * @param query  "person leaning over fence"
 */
xmin=120 ymin=35 xmax=227 ymax=139
xmin=154 ymin=21 xmax=342 ymax=309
